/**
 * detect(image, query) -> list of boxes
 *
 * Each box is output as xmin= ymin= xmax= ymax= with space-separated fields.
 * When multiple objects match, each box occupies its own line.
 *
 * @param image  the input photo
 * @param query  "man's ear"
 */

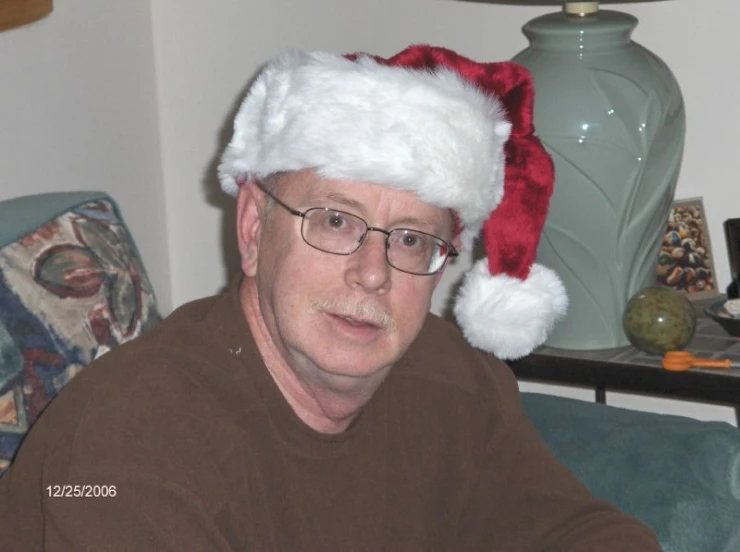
xmin=236 ymin=181 xmax=265 ymax=277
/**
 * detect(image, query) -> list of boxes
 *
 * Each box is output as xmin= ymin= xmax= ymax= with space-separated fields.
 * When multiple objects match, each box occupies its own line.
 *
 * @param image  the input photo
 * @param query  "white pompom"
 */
xmin=454 ymin=260 xmax=568 ymax=360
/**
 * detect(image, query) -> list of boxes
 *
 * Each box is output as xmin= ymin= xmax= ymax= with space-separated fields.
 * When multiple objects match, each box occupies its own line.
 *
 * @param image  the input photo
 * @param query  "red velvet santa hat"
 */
xmin=218 ymin=45 xmax=568 ymax=359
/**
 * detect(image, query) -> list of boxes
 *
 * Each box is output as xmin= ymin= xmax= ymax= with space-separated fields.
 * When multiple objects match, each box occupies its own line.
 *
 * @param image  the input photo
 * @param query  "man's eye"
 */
xmin=400 ymin=232 xmax=423 ymax=248
xmin=326 ymin=212 xmax=348 ymax=229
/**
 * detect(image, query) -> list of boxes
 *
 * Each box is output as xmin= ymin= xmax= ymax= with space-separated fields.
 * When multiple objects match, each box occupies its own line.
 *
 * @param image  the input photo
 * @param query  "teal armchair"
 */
xmin=523 ymin=392 xmax=740 ymax=552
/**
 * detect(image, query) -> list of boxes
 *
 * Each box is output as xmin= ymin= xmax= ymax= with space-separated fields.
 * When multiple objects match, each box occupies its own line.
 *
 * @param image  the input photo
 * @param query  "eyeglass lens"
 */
xmin=301 ymin=208 xmax=448 ymax=275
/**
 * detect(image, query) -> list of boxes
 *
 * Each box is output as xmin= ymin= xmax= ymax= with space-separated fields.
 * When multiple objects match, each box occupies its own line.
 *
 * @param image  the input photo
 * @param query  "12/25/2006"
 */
xmin=46 ymin=484 xmax=117 ymax=498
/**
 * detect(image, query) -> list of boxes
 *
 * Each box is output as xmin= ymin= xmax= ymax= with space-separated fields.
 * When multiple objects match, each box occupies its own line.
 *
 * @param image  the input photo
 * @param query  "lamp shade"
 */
xmin=465 ymin=1 xmax=668 ymax=5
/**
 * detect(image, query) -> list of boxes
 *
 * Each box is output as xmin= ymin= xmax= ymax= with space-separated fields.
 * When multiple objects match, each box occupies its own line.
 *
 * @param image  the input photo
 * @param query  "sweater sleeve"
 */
xmin=455 ymin=359 xmax=663 ymax=552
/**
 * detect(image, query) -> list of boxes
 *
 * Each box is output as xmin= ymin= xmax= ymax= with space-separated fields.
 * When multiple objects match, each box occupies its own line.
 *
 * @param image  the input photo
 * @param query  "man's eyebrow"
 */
xmin=323 ymin=192 xmax=363 ymax=211
xmin=317 ymin=190 xmax=440 ymax=231
xmin=392 ymin=215 xmax=436 ymax=229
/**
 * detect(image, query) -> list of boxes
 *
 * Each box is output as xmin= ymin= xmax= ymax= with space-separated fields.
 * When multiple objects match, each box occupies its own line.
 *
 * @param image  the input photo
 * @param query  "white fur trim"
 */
xmin=218 ymin=50 xmax=510 ymax=248
xmin=454 ymin=260 xmax=568 ymax=360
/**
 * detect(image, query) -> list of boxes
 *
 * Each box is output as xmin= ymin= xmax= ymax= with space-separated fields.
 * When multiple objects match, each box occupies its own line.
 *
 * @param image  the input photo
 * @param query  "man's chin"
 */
xmin=314 ymin=359 xmax=394 ymax=394
xmin=304 ymin=342 xmax=397 ymax=381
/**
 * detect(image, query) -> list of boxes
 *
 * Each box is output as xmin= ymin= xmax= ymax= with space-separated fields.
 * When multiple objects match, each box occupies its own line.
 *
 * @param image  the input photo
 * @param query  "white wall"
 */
xmin=0 ymin=0 xmax=171 ymax=312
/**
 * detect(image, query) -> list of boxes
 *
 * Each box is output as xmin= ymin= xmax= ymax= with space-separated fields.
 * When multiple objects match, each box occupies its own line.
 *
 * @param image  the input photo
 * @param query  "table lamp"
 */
xmin=479 ymin=0 xmax=685 ymax=350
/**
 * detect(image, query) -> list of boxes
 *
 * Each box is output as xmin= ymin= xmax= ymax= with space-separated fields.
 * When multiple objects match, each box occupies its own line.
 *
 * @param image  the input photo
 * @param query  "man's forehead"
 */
xmin=281 ymin=172 xmax=453 ymax=230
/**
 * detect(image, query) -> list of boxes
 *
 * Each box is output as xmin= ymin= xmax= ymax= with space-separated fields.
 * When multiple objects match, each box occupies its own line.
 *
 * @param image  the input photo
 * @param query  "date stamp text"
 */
xmin=46 ymin=484 xmax=117 ymax=498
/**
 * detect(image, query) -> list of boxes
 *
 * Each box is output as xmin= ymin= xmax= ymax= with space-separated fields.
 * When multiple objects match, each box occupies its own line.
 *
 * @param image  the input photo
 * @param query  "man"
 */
xmin=0 ymin=45 xmax=661 ymax=550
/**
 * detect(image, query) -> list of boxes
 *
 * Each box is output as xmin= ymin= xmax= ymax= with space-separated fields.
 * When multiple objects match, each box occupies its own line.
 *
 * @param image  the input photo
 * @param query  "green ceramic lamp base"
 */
xmin=513 ymin=6 xmax=686 ymax=350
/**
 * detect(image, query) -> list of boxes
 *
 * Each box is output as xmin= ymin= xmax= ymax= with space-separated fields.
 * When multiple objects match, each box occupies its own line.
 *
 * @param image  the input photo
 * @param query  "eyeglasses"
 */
xmin=256 ymin=182 xmax=458 ymax=276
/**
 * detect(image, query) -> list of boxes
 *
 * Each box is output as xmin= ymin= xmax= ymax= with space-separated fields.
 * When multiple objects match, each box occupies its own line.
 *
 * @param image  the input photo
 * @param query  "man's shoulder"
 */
xmin=396 ymin=313 xmax=514 ymax=401
xmin=96 ymin=282 xmax=256 ymax=385
xmin=57 ymin=291 xmax=243 ymax=405
xmin=13 ymin=288 xmax=259 ymax=476
xmin=0 ymin=291 xmax=245 ymax=550
xmin=129 ymin=292 xmax=232 ymax=357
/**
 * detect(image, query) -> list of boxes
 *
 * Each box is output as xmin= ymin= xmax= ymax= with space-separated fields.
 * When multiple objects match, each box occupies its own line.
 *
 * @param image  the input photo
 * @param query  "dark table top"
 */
xmin=510 ymin=296 xmax=740 ymax=406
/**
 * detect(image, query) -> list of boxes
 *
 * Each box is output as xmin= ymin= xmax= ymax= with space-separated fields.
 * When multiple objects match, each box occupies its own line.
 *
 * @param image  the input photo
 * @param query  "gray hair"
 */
xmin=258 ymin=172 xmax=283 ymax=223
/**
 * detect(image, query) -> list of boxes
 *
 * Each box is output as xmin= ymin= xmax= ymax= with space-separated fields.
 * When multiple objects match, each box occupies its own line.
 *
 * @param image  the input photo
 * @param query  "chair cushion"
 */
xmin=522 ymin=391 xmax=740 ymax=552
xmin=0 ymin=192 xmax=161 ymax=475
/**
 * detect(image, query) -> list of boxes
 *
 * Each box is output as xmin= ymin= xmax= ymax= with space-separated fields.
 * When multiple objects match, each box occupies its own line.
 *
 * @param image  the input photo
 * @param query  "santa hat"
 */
xmin=218 ymin=45 xmax=568 ymax=360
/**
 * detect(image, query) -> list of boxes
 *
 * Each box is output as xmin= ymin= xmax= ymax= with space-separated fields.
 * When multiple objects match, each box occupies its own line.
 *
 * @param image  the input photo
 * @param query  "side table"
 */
xmin=510 ymin=299 xmax=740 ymax=424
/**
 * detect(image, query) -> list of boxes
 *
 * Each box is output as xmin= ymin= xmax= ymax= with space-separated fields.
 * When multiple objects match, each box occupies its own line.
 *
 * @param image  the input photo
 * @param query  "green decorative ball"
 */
xmin=622 ymin=286 xmax=697 ymax=355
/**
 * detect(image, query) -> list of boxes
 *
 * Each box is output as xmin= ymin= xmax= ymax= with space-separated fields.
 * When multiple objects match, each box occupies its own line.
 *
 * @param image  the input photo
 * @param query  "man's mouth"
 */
xmin=333 ymin=314 xmax=380 ymax=328
xmin=311 ymin=298 xmax=396 ymax=331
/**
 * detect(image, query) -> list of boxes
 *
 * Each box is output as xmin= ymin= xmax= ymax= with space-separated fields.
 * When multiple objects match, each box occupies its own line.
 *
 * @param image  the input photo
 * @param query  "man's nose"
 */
xmin=344 ymin=230 xmax=392 ymax=294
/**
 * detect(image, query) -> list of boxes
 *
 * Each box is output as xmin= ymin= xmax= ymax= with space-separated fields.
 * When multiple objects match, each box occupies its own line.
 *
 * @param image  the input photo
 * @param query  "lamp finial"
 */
xmin=564 ymin=2 xmax=599 ymax=16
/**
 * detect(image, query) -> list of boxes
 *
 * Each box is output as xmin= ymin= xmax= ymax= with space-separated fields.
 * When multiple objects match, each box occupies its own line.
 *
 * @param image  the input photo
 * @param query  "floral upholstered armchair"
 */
xmin=0 ymin=191 xmax=161 ymax=475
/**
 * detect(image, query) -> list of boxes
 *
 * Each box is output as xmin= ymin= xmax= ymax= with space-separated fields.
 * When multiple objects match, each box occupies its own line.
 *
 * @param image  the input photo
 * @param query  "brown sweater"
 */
xmin=0 ymin=279 xmax=661 ymax=551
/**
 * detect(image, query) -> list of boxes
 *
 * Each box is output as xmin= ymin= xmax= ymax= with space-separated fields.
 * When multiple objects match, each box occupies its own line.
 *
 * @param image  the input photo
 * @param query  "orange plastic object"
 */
xmin=662 ymin=351 xmax=734 ymax=372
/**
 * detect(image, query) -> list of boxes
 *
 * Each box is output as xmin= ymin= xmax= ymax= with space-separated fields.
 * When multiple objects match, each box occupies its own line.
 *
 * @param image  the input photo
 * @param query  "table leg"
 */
xmin=595 ymin=387 xmax=606 ymax=404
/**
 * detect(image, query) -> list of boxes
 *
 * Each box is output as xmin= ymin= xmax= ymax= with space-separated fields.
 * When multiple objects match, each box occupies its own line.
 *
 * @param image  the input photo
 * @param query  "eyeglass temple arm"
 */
xmin=255 ymin=181 xmax=306 ymax=218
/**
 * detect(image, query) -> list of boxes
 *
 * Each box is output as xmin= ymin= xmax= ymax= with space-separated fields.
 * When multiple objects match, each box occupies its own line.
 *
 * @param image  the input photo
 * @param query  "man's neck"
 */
xmin=240 ymin=279 xmax=384 ymax=434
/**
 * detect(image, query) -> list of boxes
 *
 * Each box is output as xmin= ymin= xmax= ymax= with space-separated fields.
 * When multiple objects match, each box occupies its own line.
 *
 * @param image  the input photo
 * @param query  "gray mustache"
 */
xmin=312 ymin=299 xmax=397 ymax=330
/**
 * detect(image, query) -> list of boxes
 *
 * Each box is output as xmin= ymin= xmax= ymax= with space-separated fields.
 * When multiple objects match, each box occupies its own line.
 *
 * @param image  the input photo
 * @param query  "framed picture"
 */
xmin=724 ymin=218 xmax=740 ymax=298
xmin=656 ymin=197 xmax=718 ymax=300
